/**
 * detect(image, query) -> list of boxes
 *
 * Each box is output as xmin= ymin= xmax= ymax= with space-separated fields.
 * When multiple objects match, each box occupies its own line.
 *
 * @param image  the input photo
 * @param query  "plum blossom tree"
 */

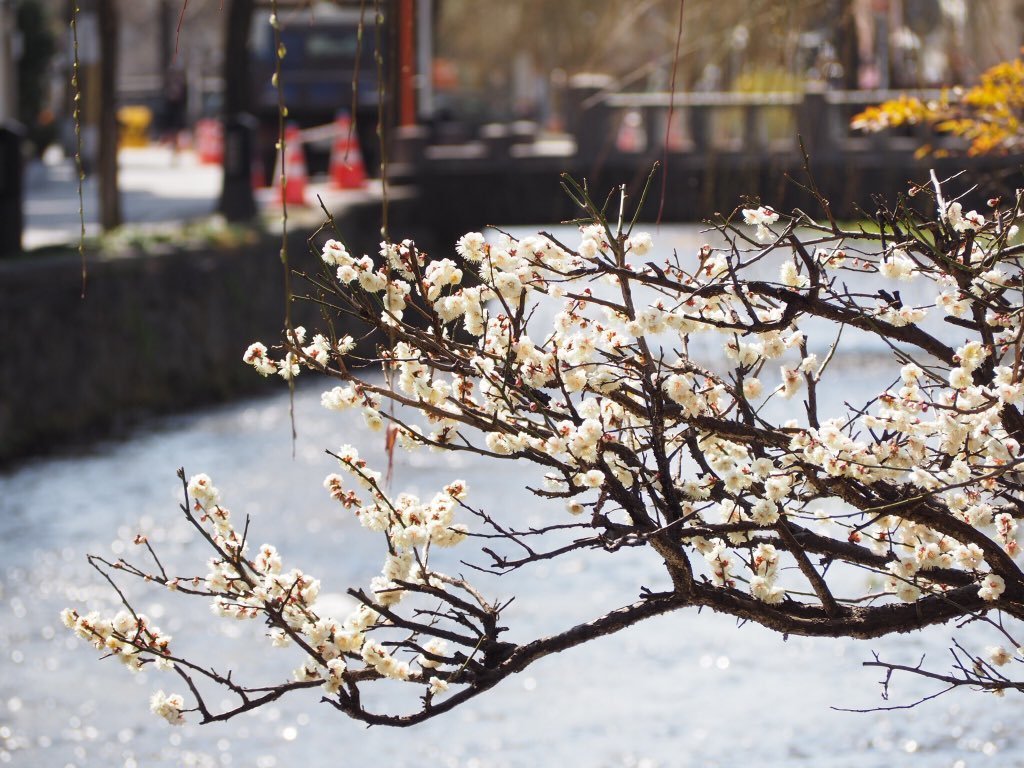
xmin=64 ymin=170 xmax=1024 ymax=727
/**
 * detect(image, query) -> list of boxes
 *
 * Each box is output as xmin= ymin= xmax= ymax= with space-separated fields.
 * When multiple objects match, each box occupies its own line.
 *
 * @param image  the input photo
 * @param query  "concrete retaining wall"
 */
xmin=1 ymin=238 xmax=299 ymax=463
xmin=0 ymin=194 xmax=450 ymax=466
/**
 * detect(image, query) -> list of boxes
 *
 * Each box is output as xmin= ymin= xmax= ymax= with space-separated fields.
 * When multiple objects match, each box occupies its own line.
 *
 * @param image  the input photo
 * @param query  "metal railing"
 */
xmin=573 ymin=87 xmax=953 ymax=159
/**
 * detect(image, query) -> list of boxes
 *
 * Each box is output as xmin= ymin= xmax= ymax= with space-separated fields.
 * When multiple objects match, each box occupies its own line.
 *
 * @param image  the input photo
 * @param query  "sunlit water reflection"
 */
xmin=2 ymin=224 xmax=1021 ymax=767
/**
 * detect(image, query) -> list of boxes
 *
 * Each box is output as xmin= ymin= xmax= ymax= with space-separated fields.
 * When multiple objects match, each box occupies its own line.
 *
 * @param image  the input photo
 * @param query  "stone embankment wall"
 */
xmin=2 ymin=238 xmax=292 ymax=464
xmin=0 ymin=196 xmax=423 ymax=465
xmin=1 ymin=196 xmax=445 ymax=465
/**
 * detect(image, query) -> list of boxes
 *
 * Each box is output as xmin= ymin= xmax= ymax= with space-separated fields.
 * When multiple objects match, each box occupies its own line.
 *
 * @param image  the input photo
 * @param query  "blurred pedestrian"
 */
xmin=162 ymin=65 xmax=188 ymax=153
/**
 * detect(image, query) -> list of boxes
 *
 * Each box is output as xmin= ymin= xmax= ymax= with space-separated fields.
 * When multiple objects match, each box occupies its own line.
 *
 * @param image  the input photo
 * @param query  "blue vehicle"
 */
xmin=250 ymin=2 xmax=391 ymax=179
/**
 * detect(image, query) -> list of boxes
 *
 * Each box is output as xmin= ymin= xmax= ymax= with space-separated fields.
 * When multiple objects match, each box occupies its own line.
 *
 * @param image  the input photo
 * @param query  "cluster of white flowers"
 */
xmin=703 ymin=539 xmax=736 ymax=588
xmin=749 ymin=542 xmax=784 ymax=604
xmin=376 ymin=209 xmax=1024 ymax=613
xmin=61 ymin=606 xmax=174 ymax=673
xmin=979 ymin=573 xmax=1007 ymax=601
xmin=325 ymin=445 xmax=469 ymax=550
xmin=243 ymin=327 xmax=353 ymax=380
xmin=149 ymin=690 xmax=186 ymax=726
xmin=878 ymin=248 xmax=917 ymax=281
xmin=67 ymin=465 xmax=470 ymax=725
xmin=944 ymin=201 xmax=986 ymax=233
xmin=204 ymin=469 xmax=464 ymax=689
xmin=742 ymin=205 xmax=780 ymax=243
xmin=987 ymin=645 xmax=1016 ymax=667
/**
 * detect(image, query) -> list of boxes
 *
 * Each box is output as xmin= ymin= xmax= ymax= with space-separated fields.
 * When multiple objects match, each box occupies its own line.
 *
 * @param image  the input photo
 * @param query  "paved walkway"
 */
xmin=23 ymin=146 xmax=392 ymax=251
xmin=23 ymin=146 xmax=224 ymax=250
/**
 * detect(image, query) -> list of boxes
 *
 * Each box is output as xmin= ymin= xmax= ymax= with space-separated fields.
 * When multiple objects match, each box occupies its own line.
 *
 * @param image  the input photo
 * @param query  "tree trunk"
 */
xmin=97 ymin=0 xmax=120 ymax=230
xmin=217 ymin=0 xmax=257 ymax=221
xmin=222 ymin=0 xmax=254 ymax=118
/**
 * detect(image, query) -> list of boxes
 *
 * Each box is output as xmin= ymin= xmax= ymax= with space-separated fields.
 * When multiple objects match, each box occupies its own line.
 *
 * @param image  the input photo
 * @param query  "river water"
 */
xmin=2 ymin=224 xmax=1022 ymax=767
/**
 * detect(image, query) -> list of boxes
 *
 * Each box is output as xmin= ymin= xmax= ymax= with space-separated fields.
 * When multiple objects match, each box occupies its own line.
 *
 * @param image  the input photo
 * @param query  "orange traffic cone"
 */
xmin=329 ymin=112 xmax=367 ymax=189
xmin=275 ymin=123 xmax=308 ymax=205
xmin=195 ymin=118 xmax=223 ymax=164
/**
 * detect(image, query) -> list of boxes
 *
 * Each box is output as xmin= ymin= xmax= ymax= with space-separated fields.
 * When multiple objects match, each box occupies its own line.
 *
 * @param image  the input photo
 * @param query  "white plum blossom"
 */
xmin=944 ymin=201 xmax=985 ymax=233
xmin=150 ymin=691 xmax=186 ymax=726
xmin=574 ymin=469 xmax=605 ymax=488
xmin=780 ymin=260 xmax=809 ymax=288
xmin=243 ymin=342 xmax=277 ymax=376
xmin=779 ymin=365 xmax=803 ymax=399
xmin=742 ymin=206 xmax=778 ymax=226
xmin=979 ymin=574 xmax=1006 ymax=601
xmin=750 ymin=498 xmax=780 ymax=526
xmin=277 ymin=352 xmax=301 ymax=380
xmin=455 ymin=232 xmax=486 ymax=262
xmin=742 ymin=377 xmax=763 ymax=399
xmin=705 ymin=541 xmax=736 ymax=588
xmin=625 ymin=231 xmax=653 ymax=256
xmin=321 ymin=239 xmax=352 ymax=267
xmin=187 ymin=473 xmax=220 ymax=508
xmin=988 ymin=646 xmax=1014 ymax=667
xmin=742 ymin=205 xmax=780 ymax=242
xmin=878 ymin=249 xmax=917 ymax=280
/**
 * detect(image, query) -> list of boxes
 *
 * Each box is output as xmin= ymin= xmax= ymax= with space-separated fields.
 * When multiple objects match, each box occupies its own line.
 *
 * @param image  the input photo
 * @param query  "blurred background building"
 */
xmin=1 ymin=0 xmax=1022 ymax=167
xmin=427 ymin=0 xmax=1023 ymax=125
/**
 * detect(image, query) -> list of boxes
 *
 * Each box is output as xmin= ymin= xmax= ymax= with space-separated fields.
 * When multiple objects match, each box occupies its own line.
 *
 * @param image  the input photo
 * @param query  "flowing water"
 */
xmin=1 ymin=225 xmax=1021 ymax=767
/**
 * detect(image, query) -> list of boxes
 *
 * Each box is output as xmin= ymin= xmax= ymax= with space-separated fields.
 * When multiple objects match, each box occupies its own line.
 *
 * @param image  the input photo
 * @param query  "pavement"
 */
xmin=22 ymin=145 xmax=395 ymax=251
xmin=23 ymin=146 xmax=225 ymax=250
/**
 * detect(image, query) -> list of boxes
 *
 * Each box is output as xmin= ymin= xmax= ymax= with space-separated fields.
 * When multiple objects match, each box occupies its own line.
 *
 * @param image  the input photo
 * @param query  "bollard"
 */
xmin=480 ymin=123 xmax=513 ymax=159
xmin=796 ymin=85 xmax=830 ymax=161
xmin=391 ymin=124 xmax=428 ymax=168
xmin=566 ymin=73 xmax=616 ymax=162
xmin=218 ymin=113 xmax=258 ymax=222
xmin=510 ymin=120 xmax=538 ymax=145
xmin=689 ymin=103 xmax=709 ymax=155
xmin=0 ymin=121 xmax=25 ymax=258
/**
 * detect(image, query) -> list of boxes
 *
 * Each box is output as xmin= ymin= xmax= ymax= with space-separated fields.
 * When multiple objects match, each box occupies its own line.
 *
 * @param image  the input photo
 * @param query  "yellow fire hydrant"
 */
xmin=117 ymin=106 xmax=153 ymax=148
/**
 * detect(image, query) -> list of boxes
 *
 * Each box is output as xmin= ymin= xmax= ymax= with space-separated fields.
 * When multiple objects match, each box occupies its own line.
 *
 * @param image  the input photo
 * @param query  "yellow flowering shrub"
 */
xmin=852 ymin=56 xmax=1024 ymax=157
